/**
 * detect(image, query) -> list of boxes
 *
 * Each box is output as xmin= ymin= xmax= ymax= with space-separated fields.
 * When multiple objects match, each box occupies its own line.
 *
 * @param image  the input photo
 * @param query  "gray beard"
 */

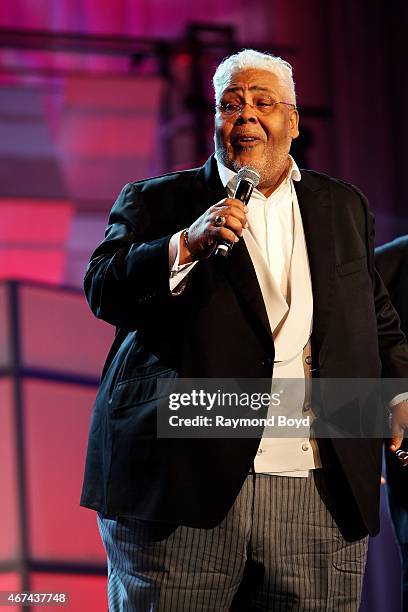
xmin=215 ymin=145 xmax=289 ymax=191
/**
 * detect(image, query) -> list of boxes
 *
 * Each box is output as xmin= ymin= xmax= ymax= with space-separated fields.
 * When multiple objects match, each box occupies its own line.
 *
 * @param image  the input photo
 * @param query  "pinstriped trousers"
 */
xmin=97 ymin=471 xmax=368 ymax=611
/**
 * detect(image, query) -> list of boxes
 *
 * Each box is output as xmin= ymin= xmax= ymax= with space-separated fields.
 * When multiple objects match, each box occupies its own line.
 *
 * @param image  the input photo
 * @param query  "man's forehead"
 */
xmin=220 ymin=68 xmax=283 ymax=96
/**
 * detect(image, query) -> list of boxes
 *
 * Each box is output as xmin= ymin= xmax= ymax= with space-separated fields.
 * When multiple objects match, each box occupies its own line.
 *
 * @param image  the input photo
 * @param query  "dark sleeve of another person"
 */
xmin=375 ymin=235 xmax=408 ymax=516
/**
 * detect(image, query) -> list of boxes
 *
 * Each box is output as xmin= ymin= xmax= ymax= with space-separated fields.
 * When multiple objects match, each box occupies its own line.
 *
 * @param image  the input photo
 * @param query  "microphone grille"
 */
xmin=237 ymin=166 xmax=261 ymax=188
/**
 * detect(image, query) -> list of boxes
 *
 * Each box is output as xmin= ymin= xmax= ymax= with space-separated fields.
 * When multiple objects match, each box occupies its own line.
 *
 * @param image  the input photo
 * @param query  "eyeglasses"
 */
xmin=217 ymin=95 xmax=297 ymax=116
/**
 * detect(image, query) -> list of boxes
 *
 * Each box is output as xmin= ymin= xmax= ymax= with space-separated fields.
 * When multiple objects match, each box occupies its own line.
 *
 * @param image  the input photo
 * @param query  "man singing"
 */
xmin=81 ymin=50 xmax=408 ymax=611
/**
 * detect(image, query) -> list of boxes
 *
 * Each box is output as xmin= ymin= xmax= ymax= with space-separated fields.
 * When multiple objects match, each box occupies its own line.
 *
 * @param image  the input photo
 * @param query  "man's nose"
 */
xmin=235 ymin=103 xmax=258 ymax=124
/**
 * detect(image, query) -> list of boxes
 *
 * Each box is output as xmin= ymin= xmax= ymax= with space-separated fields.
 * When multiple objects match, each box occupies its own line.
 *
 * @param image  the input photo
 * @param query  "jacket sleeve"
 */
xmin=360 ymin=196 xmax=408 ymax=383
xmin=374 ymin=266 xmax=408 ymax=380
xmin=84 ymin=182 xmax=176 ymax=330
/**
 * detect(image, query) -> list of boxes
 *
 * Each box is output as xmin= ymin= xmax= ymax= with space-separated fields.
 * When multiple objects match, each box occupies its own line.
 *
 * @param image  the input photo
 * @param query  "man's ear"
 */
xmin=290 ymin=109 xmax=299 ymax=139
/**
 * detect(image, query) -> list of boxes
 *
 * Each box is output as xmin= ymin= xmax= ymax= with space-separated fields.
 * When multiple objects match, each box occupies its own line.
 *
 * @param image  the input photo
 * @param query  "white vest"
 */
xmin=244 ymin=184 xmax=320 ymax=475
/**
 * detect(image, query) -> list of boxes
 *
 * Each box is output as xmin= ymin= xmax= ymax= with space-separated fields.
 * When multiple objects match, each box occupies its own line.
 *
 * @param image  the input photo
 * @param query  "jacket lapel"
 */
xmin=191 ymin=155 xmax=226 ymax=217
xmin=295 ymin=172 xmax=335 ymax=351
xmin=192 ymin=160 xmax=335 ymax=349
xmin=194 ymin=156 xmax=273 ymax=341
xmin=220 ymin=239 xmax=274 ymax=341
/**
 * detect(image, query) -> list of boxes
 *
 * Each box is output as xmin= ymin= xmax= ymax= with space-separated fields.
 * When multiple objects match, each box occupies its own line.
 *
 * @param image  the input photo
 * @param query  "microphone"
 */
xmin=214 ymin=165 xmax=261 ymax=258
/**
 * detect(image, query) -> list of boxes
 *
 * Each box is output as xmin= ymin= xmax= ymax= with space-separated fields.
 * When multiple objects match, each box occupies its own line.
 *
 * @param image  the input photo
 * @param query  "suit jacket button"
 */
xmin=261 ymin=356 xmax=272 ymax=367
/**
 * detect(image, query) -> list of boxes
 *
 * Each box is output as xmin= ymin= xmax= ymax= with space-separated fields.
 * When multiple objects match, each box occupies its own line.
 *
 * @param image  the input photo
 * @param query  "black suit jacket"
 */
xmin=376 ymin=236 xmax=408 ymax=337
xmin=376 ymin=236 xmax=408 ymax=514
xmin=80 ymin=156 xmax=408 ymax=538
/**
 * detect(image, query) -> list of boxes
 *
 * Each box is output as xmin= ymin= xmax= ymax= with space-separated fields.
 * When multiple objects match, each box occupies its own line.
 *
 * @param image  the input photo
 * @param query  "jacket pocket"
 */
xmin=111 ymin=368 xmax=177 ymax=411
xmin=336 ymin=255 xmax=366 ymax=277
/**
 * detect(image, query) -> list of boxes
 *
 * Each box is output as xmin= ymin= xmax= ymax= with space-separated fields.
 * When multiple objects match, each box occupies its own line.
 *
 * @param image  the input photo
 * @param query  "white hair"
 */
xmin=213 ymin=49 xmax=296 ymax=105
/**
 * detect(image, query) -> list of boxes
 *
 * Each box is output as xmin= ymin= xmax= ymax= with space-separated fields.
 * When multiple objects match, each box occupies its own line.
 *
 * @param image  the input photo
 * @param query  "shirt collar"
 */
xmin=216 ymin=154 xmax=301 ymax=199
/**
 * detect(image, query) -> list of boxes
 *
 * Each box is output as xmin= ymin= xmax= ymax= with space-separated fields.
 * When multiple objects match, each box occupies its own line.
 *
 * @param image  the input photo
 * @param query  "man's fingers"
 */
xmin=389 ymin=406 xmax=408 ymax=451
xmin=213 ymin=206 xmax=247 ymax=226
xmin=222 ymin=215 xmax=246 ymax=236
xmin=216 ymin=227 xmax=240 ymax=244
xmin=216 ymin=197 xmax=248 ymax=212
xmin=389 ymin=422 xmax=404 ymax=451
xmin=187 ymin=198 xmax=250 ymax=259
xmin=211 ymin=209 xmax=247 ymax=236
xmin=389 ymin=438 xmax=403 ymax=452
xmin=227 ymin=198 xmax=249 ymax=216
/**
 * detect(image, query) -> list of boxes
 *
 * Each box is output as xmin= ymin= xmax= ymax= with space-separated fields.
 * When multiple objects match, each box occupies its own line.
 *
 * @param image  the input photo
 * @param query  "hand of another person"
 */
xmin=389 ymin=400 xmax=408 ymax=463
xmin=180 ymin=198 xmax=248 ymax=263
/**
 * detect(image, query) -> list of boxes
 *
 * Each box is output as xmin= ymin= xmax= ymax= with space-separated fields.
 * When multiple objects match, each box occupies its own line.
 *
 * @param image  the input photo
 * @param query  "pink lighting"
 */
xmin=0 ymin=574 xmax=21 ymax=612
xmin=31 ymin=574 xmax=107 ymax=611
xmin=0 ymin=201 xmax=72 ymax=244
xmin=0 ymin=200 xmax=73 ymax=284
xmin=25 ymin=379 xmax=106 ymax=562
xmin=0 ymin=379 xmax=19 ymax=562
xmin=0 ymin=281 xmax=111 ymax=608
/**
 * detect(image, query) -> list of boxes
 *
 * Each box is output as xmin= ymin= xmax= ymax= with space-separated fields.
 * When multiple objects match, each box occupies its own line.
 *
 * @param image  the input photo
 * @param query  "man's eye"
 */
xmin=256 ymin=100 xmax=273 ymax=107
xmin=224 ymin=103 xmax=240 ymax=111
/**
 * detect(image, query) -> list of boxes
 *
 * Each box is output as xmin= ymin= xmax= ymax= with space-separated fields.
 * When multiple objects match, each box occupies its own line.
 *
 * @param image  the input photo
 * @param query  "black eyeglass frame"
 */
xmin=216 ymin=98 xmax=297 ymax=116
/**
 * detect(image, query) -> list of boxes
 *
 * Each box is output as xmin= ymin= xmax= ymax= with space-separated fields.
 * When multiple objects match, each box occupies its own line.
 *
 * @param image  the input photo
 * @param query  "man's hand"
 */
xmin=389 ymin=400 xmax=408 ymax=461
xmin=180 ymin=198 xmax=248 ymax=264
